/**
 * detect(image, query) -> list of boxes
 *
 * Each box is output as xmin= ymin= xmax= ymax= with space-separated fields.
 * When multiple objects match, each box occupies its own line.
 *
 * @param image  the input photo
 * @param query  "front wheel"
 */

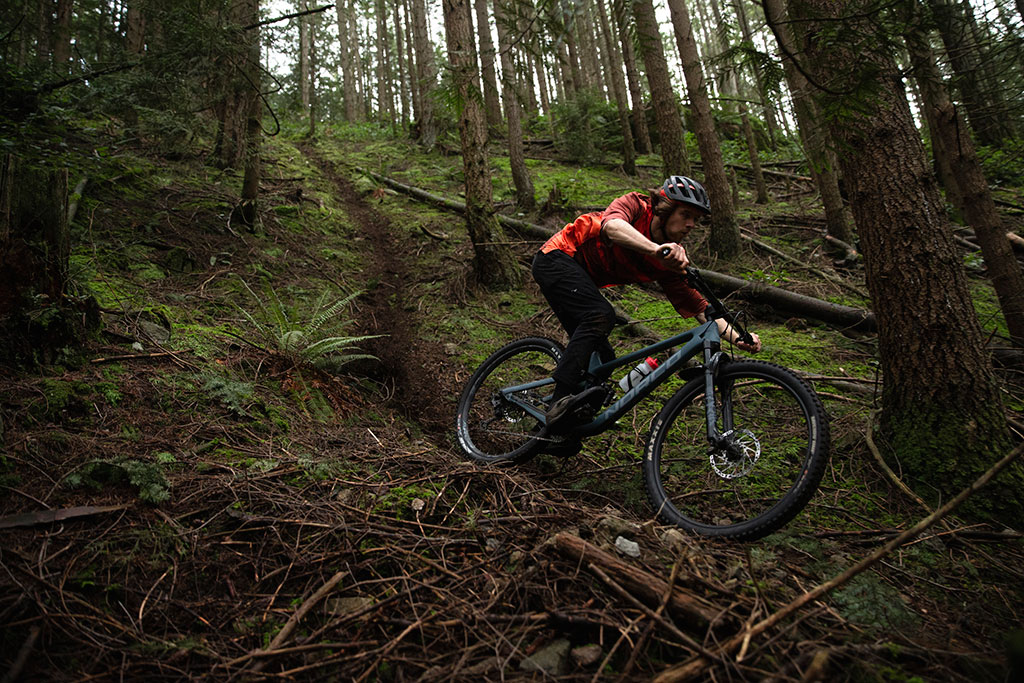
xmin=455 ymin=337 xmax=563 ymax=464
xmin=642 ymin=360 xmax=830 ymax=541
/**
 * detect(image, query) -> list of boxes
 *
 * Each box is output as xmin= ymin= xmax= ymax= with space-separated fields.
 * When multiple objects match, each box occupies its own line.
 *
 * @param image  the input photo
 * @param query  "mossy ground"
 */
xmin=1 ymin=119 xmax=1022 ymax=681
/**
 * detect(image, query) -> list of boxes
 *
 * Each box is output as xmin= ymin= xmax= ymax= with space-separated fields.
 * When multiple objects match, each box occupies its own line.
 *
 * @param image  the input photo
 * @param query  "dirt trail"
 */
xmin=306 ymin=147 xmax=456 ymax=436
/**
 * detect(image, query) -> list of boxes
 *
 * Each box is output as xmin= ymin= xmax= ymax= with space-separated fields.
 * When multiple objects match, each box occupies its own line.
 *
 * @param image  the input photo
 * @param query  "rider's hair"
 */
xmin=648 ymin=189 xmax=679 ymax=221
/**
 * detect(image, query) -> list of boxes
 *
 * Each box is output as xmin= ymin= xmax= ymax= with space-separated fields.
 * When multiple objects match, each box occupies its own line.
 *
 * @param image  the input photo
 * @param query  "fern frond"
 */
xmin=300 ymin=334 xmax=382 ymax=360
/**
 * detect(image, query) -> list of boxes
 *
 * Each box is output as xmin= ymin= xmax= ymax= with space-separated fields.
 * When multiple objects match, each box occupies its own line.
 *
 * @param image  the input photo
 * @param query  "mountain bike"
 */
xmin=454 ymin=265 xmax=830 ymax=541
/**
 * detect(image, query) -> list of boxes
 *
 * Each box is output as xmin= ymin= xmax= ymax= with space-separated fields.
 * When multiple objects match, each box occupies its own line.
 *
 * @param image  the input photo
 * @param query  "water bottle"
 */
xmin=619 ymin=357 xmax=659 ymax=392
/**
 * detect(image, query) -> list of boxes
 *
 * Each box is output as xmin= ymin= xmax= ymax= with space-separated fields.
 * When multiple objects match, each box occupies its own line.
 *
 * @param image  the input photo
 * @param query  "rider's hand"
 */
xmin=735 ymin=332 xmax=762 ymax=353
xmin=655 ymin=242 xmax=689 ymax=273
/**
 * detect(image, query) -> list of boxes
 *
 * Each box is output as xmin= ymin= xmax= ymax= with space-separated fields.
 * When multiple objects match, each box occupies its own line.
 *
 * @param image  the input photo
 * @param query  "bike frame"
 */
xmin=500 ymin=319 xmax=732 ymax=441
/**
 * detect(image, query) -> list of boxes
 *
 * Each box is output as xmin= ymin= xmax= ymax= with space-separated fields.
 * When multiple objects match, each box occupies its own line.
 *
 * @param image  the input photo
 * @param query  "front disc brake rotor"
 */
xmin=709 ymin=428 xmax=760 ymax=479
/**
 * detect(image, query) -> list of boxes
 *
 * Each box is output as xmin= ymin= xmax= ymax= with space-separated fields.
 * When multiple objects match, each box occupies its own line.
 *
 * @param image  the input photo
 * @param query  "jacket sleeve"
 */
xmin=659 ymin=276 xmax=708 ymax=318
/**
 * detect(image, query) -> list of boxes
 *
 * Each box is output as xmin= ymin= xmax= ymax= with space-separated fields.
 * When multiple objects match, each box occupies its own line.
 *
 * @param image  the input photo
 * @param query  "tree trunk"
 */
xmin=905 ymin=21 xmax=1024 ymax=348
xmin=475 ymin=0 xmax=504 ymax=129
xmin=533 ymin=52 xmax=550 ymax=117
xmin=441 ymin=0 xmax=521 ymax=290
xmin=299 ymin=0 xmax=311 ymax=114
xmin=613 ymin=0 xmax=652 ymax=154
xmin=580 ymin=0 xmax=605 ymax=95
xmin=125 ymin=1 xmax=145 ymax=54
xmin=633 ymin=0 xmax=690 ymax=178
xmin=392 ymin=1 xmax=409 ymax=129
xmin=740 ymin=105 xmax=768 ymax=203
xmin=495 ymin=0 xmax=535 ymax=211
xmin=337 ymin=0 xmax=358 ymax=121
xmin=411 ymin=0 xmax=437 ymax=148
xmin=403 ymin=0 xmax=419 ymax=120
xmin=732 ymin=0 xmax=779 ymax=147
xmin=763 ymin=0 xmax=852 ymax=244
xmin=53 ymin=0 xmax=72 ymax=71
xmin=0 ymin=160 xmax=97 ymax=365
xmin=351 ymin=0 xmax=367 ymax=121
xmin=375 ymin=0 xmax=389 ymax=123
xmin=596 ymin=0 xmax=636 ymax=175
xmin=666 ymin=0 xmax=740 ymax=258
xmin=308 ymin=10 xmax=317 ymax=136
xmin=927 ymin=0 xmax=1015 ymax=147
xmin=237 ymin=0 xmax=262 ymax=228
xmin=790 ymin=0 xmax=1021 ymax=524
xmin=565 ymin=17 xmax=585 ymax=92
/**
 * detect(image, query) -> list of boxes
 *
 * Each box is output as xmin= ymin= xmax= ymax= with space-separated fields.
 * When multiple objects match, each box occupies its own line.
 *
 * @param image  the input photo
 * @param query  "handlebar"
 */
xmin=657 ymin=247 xmax=754 ymax=345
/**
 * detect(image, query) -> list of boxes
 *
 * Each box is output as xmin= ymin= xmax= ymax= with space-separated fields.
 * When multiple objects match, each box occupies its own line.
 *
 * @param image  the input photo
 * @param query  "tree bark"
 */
xmin=53 ymin=0 xmax=72 ymax=71
xmin=411 ymin=0 xmax=437 ymax=147
xmin=666 ymin=0 xmax=740 ymax=258
xmin=125 ymin=1 xmax=145 ymax=54
xmin=441 ymin=0 xmax=522 ymax=290
xmin=733 ymin=0 xmax=780 ymax=147
xmin=633 ymin=0 xmax=690 ymax=178
xmin=927 ymin=0 xmax=1015 ymax=147
xmin=337 ymin=0 xmax=358 ymax=121
xmin=238 ymin=0 xmax=262 ymax=228
xmin=905 ymin=19 xmax=1024 ymax=347
xmin=596 ymin=0 xmax=636 ymax=175
xmin=393 ymin=0 xmax=409 ymax=129
xmin=475 ymin=0 xmax=504 ymax=129
xmin=299 ymin=0 xmax=311 ymax=114
xmin=740 ymin=104 xmax=768 ymax=203
xmin=613 ymin=0 xmax=652 ymax=154
xmin=762 ymin=0 xmax=852 ymax=244
xmin=495 ymin=0 xmax=535 ymax=211
xmin=789 ymin=0 xmax=1021 ymax=523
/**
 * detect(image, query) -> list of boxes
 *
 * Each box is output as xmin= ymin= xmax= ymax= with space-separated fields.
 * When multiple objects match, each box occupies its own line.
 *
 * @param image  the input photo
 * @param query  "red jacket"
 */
xmin=540 ymin=192 xmax=707 ymax=318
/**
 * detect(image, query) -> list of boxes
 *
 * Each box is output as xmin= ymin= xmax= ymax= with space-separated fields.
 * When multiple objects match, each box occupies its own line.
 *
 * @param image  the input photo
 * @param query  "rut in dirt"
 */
xmin=305 ymin=147 xmax=457 ymax=436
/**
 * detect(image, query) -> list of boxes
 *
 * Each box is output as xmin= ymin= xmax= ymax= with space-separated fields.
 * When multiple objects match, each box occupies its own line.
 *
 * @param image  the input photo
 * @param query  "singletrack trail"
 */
xmin=306 ymin=146 xmax=456 ymax=436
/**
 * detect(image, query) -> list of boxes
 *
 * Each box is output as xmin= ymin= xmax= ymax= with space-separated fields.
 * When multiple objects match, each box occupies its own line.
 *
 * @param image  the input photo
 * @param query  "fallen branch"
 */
xmin=550 ymin=532 xmax=723 ymax=634
xmin=90 ymin=351 xmax=184 ymax=364
xmin=652 ymin=438 xmax=1024 ymax=682
xmin=238 ymin=570 xmax=348 ymax=673
xmin=0 ymin=504 xmax=130 ymax=530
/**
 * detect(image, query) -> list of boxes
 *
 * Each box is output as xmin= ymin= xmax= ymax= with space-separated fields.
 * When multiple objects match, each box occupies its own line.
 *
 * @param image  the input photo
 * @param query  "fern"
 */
xmin=234 ymin=278 xmax=380 ymax=371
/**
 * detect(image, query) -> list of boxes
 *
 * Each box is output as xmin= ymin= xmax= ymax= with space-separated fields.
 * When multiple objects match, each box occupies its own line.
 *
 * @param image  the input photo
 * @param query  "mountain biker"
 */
xmin=532 ymin=175 xmax=762 ymax=433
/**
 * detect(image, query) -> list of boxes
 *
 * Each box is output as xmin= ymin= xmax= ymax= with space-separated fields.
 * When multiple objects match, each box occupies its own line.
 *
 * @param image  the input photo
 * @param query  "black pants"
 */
xmin=532 ymin=250 xmax=616 ymax=394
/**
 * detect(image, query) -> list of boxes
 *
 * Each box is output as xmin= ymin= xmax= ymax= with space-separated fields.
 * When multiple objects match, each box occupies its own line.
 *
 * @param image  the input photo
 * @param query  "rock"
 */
xmin=661 ymin=528 xmax=690 ymax=555
xmin=138 ymin=319 xmax=171 ymax=344
xmin=519 ymin=639 xmax=571 ymax=676
xmin=571 ymin=643 xmax=603 ymax=667
xmin=597 ymin=514 xmax=638 ymax=540
xmin=614 ymin=536 xmax=641 ymax=558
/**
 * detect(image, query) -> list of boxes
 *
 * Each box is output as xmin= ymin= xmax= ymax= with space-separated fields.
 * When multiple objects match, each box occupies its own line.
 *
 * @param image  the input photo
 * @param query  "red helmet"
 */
xmin=661 ymin=175 xmax=710 ymax=214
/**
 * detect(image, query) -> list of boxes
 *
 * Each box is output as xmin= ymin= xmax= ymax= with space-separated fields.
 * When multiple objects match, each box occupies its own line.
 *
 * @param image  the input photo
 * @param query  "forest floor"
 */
xmin=1 ymin=124 xmax=1023 ymax=681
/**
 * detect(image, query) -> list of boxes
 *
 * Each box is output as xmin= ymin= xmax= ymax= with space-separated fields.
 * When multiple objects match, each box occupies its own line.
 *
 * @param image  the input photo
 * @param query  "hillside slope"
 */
xmin=1 ymin=128 xmax=1021 ymax=681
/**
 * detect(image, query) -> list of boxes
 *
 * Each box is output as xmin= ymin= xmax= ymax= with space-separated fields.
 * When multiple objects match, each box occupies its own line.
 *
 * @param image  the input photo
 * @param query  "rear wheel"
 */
xmin=455 ymin=337 xmax=563 ymax=464
xmin=642 ymin=360 xmax=829 ymax=540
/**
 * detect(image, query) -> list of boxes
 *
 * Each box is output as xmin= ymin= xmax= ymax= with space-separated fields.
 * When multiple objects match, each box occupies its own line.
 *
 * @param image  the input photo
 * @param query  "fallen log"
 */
xmin=354 ymin=167 xmax=877 ymax=334
xmin=550 ymin=532 xmax=725 ymax=634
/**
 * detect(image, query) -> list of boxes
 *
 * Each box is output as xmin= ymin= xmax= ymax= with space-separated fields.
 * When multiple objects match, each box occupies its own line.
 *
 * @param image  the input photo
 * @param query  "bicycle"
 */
xmin=454 ymin=264 xmax=831 ymax=541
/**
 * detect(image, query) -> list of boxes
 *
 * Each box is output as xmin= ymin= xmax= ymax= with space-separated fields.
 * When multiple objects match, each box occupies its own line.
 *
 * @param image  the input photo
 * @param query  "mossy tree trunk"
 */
xmin=441 ymin=0 xmax=521 ymax=290
xmin=0 ymin=160 xmax=97 ymax=364
xmin=788 ymin=0 xmax=1022 ymax=524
